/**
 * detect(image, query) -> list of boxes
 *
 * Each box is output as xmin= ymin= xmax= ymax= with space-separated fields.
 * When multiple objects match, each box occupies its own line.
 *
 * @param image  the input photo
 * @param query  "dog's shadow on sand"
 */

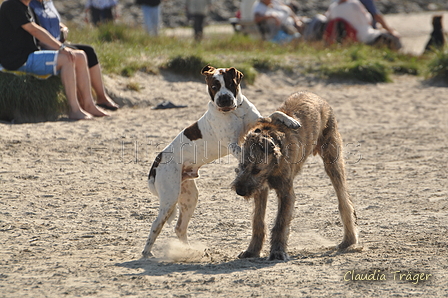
xmin=116 ymin=256 xmax=276 ymax=277
xmin=115 ymin=246 xmax=361 ymax=277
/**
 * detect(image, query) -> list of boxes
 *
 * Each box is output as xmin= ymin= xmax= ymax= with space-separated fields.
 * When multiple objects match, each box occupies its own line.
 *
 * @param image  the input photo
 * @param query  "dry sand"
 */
xmin=1 ymin=12 xmax=448 ymax=298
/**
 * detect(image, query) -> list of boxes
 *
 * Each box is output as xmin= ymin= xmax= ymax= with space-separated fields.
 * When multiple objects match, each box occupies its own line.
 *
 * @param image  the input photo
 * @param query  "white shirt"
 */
xmin=252 ymin=1 xmax=296 ymax=28
xmin=326 ymin=0 xmax=381 ymax=43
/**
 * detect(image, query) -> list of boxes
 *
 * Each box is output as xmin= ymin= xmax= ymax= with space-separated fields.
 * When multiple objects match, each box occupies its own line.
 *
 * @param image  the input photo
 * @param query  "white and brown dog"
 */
xmin=142 ymin=65 xmax=300 ymax=257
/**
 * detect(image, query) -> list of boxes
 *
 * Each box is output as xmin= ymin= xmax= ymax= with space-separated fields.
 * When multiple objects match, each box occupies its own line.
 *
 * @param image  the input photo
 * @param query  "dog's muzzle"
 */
xmin=216 ymin=94 xmax=236 ymax=112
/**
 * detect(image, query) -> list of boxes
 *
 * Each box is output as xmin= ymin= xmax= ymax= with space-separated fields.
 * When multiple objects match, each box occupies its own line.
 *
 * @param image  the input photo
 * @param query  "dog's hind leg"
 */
xmin=239 ymin=186 xmax=269 ymax=259
xmin=142 ymin=177 xmax=182 ymax=258
xmin=318 ymin=120 xmax=358 ymax=249
xmin=175 ymin=179 xmax=199 ymax=243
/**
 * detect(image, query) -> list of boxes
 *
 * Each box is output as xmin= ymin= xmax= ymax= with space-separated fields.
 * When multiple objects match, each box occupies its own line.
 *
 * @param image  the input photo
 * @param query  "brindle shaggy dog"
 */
xmin=232 ymin=91 xmax=358 ymax=261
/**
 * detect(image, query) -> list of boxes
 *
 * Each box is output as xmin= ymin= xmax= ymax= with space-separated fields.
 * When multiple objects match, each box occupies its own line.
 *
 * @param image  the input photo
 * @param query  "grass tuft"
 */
xmin=164 ymin=55 xmax=209 ymax=77
xmin=0 ymin=73 xmax=67 ymax=123
xmin=322 ymin=61 xmax=390 ymax=83
xmin=427 ymin=49 xmax=448 ymax=81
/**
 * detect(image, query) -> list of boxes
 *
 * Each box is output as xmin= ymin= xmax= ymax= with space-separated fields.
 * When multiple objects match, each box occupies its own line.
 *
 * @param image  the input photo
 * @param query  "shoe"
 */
xmin=97 ymin=103 xmax=119 ymax=111
xmin=152 ymin=101 xmax=187 ymax=110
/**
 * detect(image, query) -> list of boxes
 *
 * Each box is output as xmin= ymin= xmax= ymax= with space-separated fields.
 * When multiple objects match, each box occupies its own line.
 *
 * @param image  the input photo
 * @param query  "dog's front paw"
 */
xmin=268 ymin=250 xmax=289 ymax=261
xmin=270 ymin=111 xmax=301 ymax=129
xmin=238 ymin=250 xmax=260 ymax=259
xmin=286 ymin=118 xmax=301 ymax=129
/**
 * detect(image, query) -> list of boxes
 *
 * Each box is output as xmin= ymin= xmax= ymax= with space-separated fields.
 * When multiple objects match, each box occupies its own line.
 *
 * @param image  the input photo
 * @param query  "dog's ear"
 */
xmin=201 ymin=65 xmax=215 ymax=76
xmin=227 ymin=67 xmax=244 ymax=85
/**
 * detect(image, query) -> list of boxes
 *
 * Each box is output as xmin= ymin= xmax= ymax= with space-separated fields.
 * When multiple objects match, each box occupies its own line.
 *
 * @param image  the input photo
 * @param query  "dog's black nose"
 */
xmin=217 ymin=94 xmax=233 ymax=107
xmin=235 ymin=187 xmax=247 ymax=197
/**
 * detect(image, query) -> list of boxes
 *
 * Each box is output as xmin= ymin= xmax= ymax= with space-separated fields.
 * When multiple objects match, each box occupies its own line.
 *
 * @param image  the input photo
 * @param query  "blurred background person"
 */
xmin=136 ymin=0 xmax=162 ymax=36
xmin=252 ymin=0 xmax=302 ymax=43
xmin=85 ymin=0 xmax=118 ymax=26
xmin=326 ymin=0 xmax=401 ymax=50
xmin=186 ymin=0 xmax=212 ymax=41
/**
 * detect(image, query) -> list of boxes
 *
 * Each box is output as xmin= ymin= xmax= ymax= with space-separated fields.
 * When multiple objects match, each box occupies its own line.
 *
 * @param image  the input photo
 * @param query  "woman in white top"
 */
xmin=326 ymin=0 xmax=401 ymax=49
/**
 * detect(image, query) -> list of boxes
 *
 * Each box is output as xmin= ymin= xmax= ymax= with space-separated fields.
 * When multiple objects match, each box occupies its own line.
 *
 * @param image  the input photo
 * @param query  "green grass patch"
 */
xmin=322 ymin=60 xmax=391 ymax=83
xmin=164 ymin=55 xmax=209 ymax=76
xmin=427 ymin=49 xmax=448 ymax=82
xmin=67 ymin=24 xmax=429 ymax=84
xmin=0 ymin=73 xmax=67 ymax=123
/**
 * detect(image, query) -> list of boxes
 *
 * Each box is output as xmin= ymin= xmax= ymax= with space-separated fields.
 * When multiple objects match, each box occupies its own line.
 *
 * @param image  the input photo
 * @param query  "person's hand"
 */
xmin=60 ymin=45 xmax=75 ymax=62
xmin=271 ymin=15 xmax=281 ymax=26
xmin=390 ymin=29 xmax=401 ymax=38
xmin=84 ymin=9 xmax=90 ymax=23
xmin=60 ymin=27 xmax=69 ymax=43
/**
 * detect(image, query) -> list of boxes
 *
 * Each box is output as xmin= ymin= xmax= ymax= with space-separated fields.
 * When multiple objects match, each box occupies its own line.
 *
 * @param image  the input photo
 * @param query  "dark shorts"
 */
xmin=68 ymin=44 xmax=99 ymax=68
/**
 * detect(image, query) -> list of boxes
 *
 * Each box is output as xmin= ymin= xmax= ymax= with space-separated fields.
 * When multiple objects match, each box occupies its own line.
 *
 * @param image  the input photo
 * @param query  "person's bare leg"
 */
xmin=57 ymin=52 xmax=92 ymax=120
xmin=73 ymin=51 xmax=109 ymax=117
xmin=89 ymin=64 xmax=119 ymax=109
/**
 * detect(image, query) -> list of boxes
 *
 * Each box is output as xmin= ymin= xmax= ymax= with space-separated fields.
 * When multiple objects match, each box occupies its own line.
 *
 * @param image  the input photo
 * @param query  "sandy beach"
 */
xmin=1 ymin=12 xmax=448 ymax=297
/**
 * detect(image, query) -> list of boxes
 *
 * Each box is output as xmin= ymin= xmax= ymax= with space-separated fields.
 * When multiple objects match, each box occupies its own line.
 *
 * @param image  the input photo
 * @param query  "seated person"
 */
xmin=326 ymin=0 xmax=401 ymax=50
xmin=30 ymin=0 xmax=119 ymax=110
xmin=0 ymin=0 xmax=108 ymax=120
xmin=252 ymin=0 xmax=302 ymax=42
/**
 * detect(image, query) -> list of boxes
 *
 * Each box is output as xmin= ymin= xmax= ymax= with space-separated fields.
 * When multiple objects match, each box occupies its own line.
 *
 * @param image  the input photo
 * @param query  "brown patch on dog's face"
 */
xmin=221 ymin=67 xmax=243 ymax=98
xmin=201 ymin=65 xmax=243 ymax=108
xmin=232 ymin=123 xmax=283 ymax=197
xmin=183 ymin=121 xmax=202 ymax=141
xmin=202 ymin=65 xmax=219 ymax=102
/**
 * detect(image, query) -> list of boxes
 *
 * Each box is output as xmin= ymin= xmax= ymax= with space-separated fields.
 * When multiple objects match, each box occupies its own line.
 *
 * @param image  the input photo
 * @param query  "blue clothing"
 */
xmin=141 ymin=4 xmax=160 ymax=36
xmin=29 ymin=0 xmax=61 ymax=40
xmin=17 ymin=50 xmax=59 ymax=75
xmin=29 ymin=0 xmax=99 ymax=68
xmin=359 ymin=0 xmax=378 ymax=28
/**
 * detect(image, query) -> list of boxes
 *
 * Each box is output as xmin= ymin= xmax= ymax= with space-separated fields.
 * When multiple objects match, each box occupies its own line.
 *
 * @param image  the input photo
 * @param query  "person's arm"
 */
xmin=22 ymin=22 xmax=61 ymax=49
xmin=374 ymin=13 xmax=399 ymax=37
xmin=84 ymin=0 xmax=92 ymax=22
xmin=21 ymin=22 xmax=75 ymax=60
